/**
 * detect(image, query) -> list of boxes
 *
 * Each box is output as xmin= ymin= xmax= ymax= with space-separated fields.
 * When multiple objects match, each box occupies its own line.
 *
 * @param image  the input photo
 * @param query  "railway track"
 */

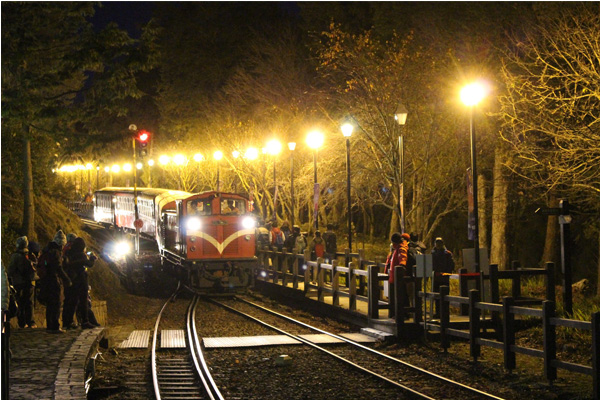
xmin=151 ymin=287 xmax=224 ymax=400
xmin=207 ymin=296 xmax=506 ymax=400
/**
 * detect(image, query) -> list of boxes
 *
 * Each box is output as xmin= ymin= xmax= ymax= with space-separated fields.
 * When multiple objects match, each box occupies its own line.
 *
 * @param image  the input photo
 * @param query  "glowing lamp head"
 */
xmin=123 ymin=163 xmax=132 ymax=172
xmin=288 ymin=142 xmax=296 ymax=151
xmin=136 ymin=162 xmax=143 ymax=170
xmin=232 ymin=150 xmax=240 ymax=159
xmin=173 ymin=154 xmax=186 ymax=165
xmin=193 ymin=153 xmax=204 ymax=162
xmin=460 ymin=82 xmax=487 ymax=107
xmin=148 ymin=159 xmax=155 ymax=166
xmin=213 ymin=150 xmax=223 ymax=161
xmin=341 ymin=123 xmax=354 ymax=137
xmin=104 ymin=166 xmax=110 ymax=173
xmin=85 ymin=163 xmax=93 ymax=170
xmin=245 ymin=148 xmax=259 ymax=160
xmin=266 ymin=139 xmax=282 ymax=155
xmin=159 ymin=155 xmax=170 ymax=165
xmin=111 ymin=164 xmax=120 ymax=173
xmin=306 ymin=130 xmax=324 ymax=150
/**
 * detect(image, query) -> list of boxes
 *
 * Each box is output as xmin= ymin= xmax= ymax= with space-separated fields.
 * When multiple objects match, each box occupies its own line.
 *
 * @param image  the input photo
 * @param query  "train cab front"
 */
xmin=180 ymin=193 xmax=258 ymax=292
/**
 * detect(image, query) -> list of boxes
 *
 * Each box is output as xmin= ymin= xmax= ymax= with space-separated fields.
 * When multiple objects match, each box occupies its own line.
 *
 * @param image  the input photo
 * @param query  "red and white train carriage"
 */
xmin=94 ymin=187 xmax=257 ymax=291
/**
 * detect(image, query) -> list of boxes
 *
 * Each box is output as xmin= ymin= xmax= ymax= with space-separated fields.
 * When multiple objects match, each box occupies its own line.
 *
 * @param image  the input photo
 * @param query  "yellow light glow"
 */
xmin=288 ymin=142 xmax=296 ymax=151
xmin=245 ymin=147 xmax=259 ymax=160
xmin=341 ymin=123 xmax=354 ymax=137
xmin=213 ymin=150 xmax=223 ymax=161
xmin=173 ymin=154 xmax=186 ymax=165
xmin=306 ymin=130 xmax=324 ymax=150
xmin=159 ymin=155 xmax=170 ymax=165
xmin=136 ymin=162 xmax=143 ymax=170
xmin=111 ymin=164 xmax=121 ymax=173
xmin=266 ymin=139 xmax=282 ymax=155
xmin=85 ymin=163 xmax=93 ymax=170
xmin=104 ymin=166 xmax=110 ymax=173
xmin=232 ymin=150 xmax=240 ymax=159
xmin=148 ymin=159 xmax=155 ymax=166
xmin=460 ymin=82 xmax=486 ymax=107
xmin=193 ymin=153 xmax=204 ymax=162
xmin=123 ymin=163 xmax=132 ymax=172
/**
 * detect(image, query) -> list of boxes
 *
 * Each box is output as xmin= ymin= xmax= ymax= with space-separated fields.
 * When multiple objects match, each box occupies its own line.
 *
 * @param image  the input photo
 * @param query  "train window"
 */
xmin=187 ymin=199 xmax=212 ymax=216
xmin=221 ymin=199 xmax=244 ymax=215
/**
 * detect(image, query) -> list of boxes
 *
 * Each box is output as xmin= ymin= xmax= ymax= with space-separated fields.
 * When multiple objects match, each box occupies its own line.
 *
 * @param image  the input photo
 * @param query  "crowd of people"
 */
xmin=3 ymin=229 xmax=101 ymax=334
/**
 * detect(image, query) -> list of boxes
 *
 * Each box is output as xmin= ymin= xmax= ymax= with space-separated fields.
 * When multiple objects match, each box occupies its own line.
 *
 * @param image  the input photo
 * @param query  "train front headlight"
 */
xmin=186 ymin=217 xmax=202 ymax=231
xmin=242 ymin=216 xmax=256 ymax=229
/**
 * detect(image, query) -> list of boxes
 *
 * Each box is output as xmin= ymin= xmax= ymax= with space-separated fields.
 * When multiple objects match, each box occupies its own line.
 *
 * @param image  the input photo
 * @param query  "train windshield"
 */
xmin=187 ymin=199 xmax=212 ymax=216
xmin=220 ymin=198 xmax=245 ymax=215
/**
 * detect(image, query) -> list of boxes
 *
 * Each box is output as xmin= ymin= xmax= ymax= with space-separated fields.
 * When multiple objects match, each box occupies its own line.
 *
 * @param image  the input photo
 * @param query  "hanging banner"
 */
xmin=273 ymin=186 xmax=279 ymax=216
xmin=466 ymin=168 xmax=475 ymax=240
xmin=399 ymin=182 xmax=405 ymax=233
xmin=313 ymin=183 xmax=320 ymax=225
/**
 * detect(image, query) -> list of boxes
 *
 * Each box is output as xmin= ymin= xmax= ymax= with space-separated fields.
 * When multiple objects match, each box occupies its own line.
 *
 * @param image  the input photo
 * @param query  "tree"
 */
xmin=2 ymin=3 xmax=157 ymax=238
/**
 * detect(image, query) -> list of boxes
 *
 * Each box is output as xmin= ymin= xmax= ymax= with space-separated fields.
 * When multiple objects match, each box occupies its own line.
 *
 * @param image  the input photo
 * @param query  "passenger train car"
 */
xmin=94 ymin=187 xmax=257 ymax=291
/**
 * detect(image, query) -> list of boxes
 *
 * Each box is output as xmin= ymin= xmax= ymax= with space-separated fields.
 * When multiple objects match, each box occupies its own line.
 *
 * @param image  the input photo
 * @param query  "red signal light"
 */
xmin=138 ymin=131 xmax=149 ymax=142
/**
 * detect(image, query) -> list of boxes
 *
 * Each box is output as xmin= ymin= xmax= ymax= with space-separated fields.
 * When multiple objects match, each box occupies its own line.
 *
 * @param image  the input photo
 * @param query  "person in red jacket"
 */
xmin=384 ymin=233 xmax=410 ymax=317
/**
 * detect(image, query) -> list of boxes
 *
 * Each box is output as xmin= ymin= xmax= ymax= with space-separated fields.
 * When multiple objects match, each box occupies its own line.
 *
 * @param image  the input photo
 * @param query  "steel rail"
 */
xmin=232 ymin=296 xmax=506 ymax=400
xmin=151 ymin=281 xmax=181 ymax=400
xmin=186 ymin=295 xmax=225 ymax=400
xmin=209 ymin=297 xmax=435 ymax=400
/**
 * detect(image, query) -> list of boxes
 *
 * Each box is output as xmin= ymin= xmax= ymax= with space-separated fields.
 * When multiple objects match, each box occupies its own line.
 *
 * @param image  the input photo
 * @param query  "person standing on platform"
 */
xmin=431 ymin=237 xmax=455 ymax=318
xmin=38 ymin=230 xmax=71 ymax=333
xmin=384 ymin=233 xmax=409 ymax=317
xmin=8 ymin=236 xmax=37 ymax=329
xmin=62 ymin=237 xmax=97 ymax=330
xmin=309 ymin=230 xmax=325 ymax=261
xmin=322 ymin=224 xmax=337 ymax=264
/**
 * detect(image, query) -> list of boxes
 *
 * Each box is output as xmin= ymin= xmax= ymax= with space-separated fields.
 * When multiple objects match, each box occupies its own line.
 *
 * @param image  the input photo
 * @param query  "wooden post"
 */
xmin=332 ymin=260 xmax=339 ymax=306
xmin=344 ymin=248 xmax=351 ymax=288
xmin=469 ymin=289 xmax=481 ymax=362
xmin=545 ymin=262 xmax=555 ymax=303
xmin=358 ymin=249 xmax=367 ymax=295
xmin=459 ymin=268 xmax=469 ymax=315
xmin=440 ymin=285 xmax=450 ymax=352
xmin=349 ymin=262 xmax=357 ymax=311
xmin=414 ymin=265 xmax=423 ymax=323
xmin=292 ymin=252 xmax=299 ymax=290
xmin=281 ymin=250 xmax=289 ymax=286
xmin=511 ymin=260 xmax=522 ymax=299
xmin=543 ymin=300 xmax=557 ymax=383
xmin=592 ymin=312 xmax=599 ymax=400
xmin=489 ymin=264 xmax=502 ymax=339
xmin=272 ymin=249 xmax=279 ymax=284
xmin=317 ymin=258 xmax=324 ymax=302
xmin=368 ymin=265 xmax=380 ymax=319
xmin=502 ymin=296 xmax=516 ymax=371
xmin=303 ymin=250 xmax=310 ymax=295
xmin=394 ymin=266 xmax=406 ymax=334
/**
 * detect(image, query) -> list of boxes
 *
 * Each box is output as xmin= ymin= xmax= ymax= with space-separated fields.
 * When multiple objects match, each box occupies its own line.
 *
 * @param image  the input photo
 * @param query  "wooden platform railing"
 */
xmin=436 ymin=286 xmax=599 ymax=399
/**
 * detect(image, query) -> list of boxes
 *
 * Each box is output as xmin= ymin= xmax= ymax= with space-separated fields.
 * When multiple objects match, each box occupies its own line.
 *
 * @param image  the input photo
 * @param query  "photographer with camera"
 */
xmin=62 ymin=237 xmax=97 ymax=330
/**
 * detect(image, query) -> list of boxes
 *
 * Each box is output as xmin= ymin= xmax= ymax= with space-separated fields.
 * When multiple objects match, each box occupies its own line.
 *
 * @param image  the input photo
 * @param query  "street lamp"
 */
xmin=341 ymin=122 xmax=354 ymax=251
xmin=460 ymin=81 xmax=486 ymax=287
xmin=213 ymin=150 xmax=223 ymax=191
xmin=288 ymin=142 xmax=296 ymax=225
xmin=159 ymin=155 xmax=170 ymax=165
xmin=395 ymin=104 xmax=408 ymax=233
xmin=306 ymin=130 xmax=324 ymax=230
xmin=266 ymin=139 xmax=282 ymax=220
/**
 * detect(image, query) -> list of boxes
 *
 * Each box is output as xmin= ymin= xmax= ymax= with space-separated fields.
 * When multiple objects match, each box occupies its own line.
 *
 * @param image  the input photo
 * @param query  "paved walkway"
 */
xmin=8 ymin=327 xmax=105 ymax=400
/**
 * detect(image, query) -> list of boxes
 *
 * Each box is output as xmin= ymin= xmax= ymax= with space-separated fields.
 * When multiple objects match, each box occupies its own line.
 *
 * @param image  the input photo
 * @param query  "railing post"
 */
xmin=317 ymin=258 xmax=324 ymax=302
xmin=459 ymin=268 xmax=469 ymax=315
xmin=545 ymin=262 xmax=555 ymax=303
xmin=502 ymin=296 xmax=516 ymax=372
xmin=592 ymin=312 xmax=599 ymax=400
xmin=511 ymin=261 xmax=522 ymax=299
xmin=394 ymin=266 xmax=406 ymax=334
xmin=368 ymin=265 xmax=380 ymax=319
xmin=272 ymin=249 xmax=279 ymax=284
xmin=358 ymin=249 xmax=367 ymax=295
xmin=440 ymin=285 xmax=450 ymax=352
xmin=349 ymin=262 xmax=357 ymax=311
xmin=344 ymin=248 xmax=351 ymax=288
xmin=292 ymin=252 xmax=299 ymax=290
xmin=303 ymin=250 xmax=310 ymax=295
xmin=543 ymin=300 xmax=557 ymax=383
xmin=332 ymin=260 xmax=339 ymax=306
xmin=413 ymin=265 xmax=423 ymax=323
xmin=281 ymin=250 xmax=289 ymax=286
xmin=469 ymin=289 xmax=481 ymax=362
xmin=489 ymin=264 xmax=502 ymax=339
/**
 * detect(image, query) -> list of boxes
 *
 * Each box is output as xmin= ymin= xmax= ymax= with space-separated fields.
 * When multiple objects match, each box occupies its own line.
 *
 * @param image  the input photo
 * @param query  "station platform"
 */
xmin=7 ymin=326 xmax=105 ymax=400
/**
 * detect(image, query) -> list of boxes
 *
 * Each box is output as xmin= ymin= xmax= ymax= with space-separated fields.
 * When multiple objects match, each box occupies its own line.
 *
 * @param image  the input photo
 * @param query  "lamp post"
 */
xmin=214 ymin=150 xmax=223 ymax=192
xmin=460 ymin=82 xmax=486 ymax=288
xmin=266 ymin=139 xmax=282 ymax=220
xmin=341 ymin=123 xmax=353 ymax=251
xmin=147 ymin=159 xmax=155 ymax=188
xmin=394 ymin=105 xmax=408 ymax=233
xmin=288 ymin=142 xmax=296 ymax=225
xmin=306 ymin=130 xmax=324 ymax=231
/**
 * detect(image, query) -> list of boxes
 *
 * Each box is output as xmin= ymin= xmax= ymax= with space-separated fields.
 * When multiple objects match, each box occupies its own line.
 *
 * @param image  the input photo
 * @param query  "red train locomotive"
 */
xmin=94 ymin=187 xmax=258 ymax=291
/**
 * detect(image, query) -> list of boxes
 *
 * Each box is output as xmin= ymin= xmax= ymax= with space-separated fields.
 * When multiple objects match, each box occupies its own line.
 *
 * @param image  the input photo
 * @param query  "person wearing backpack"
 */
xmin=322 ymin=224 xmax=338 ymax=263
xmin=7 ymin=236 xmax=37 ymax=329
xmin=270 ymin=222 xmax=285 ymax=252
xmin=309 ymin=230 xmax=325 ymax=261
xmin=38 ymin=230 xmax=71 ymax=333
xmin=62 ymin=237 xmax=97 ymax=330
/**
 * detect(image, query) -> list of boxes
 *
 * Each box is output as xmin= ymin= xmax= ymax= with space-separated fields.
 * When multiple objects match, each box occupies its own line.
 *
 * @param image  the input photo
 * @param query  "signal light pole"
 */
xmin=129 ymin=125 xmax=151 ymax=255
